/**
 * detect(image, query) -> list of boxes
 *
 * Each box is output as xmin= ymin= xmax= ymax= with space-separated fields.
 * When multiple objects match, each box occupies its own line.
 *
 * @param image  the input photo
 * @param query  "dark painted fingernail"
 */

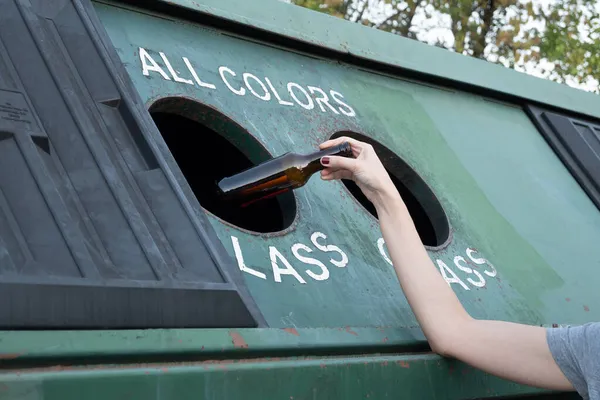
xmin=321 ymin=157 xmax=330 ymax=165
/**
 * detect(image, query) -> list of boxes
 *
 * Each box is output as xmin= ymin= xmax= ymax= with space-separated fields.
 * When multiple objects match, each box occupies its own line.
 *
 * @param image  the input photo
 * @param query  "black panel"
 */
xmin=0 ymin=0 xmax=265 ymax=328
xmin=527 ymin=105 xmax=600 ymax=212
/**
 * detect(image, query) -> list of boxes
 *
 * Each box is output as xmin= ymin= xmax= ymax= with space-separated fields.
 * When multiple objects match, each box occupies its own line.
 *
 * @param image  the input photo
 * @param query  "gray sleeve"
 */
xmin=546 ymin=322 xmax=600 ymax=400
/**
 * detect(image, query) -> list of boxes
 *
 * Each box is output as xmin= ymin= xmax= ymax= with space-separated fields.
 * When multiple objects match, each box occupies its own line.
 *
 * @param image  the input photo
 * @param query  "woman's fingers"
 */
xmin=319 ymin=136 xmax=360 ymax=149
xmin=321 ymin=169 xmax=353 ymax=181
xmin=320 ymin=154 xmax=356 ymax=181
xmin=321 ymin=155 xmax=358 ymax=172
xmin=320 ymin=137 xmax=367 ymax=158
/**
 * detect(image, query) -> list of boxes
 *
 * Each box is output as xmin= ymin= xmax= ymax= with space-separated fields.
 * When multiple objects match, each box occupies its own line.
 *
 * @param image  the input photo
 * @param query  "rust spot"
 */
xmin=345 ymin=326 xmax=358 ymax=336
xmin=320 ymin=363 xmax=326 ymax=369
xmin=396 ymin=361 xmax=410 ymax=368
xmin=0 ymin=353 xmax=21 ymax=360
xmin=584 ymin=305 xmax=590 ymax=312
xmin=161 ymin=368 xmax=168 ymax=373
xmin=201 ymin=346 xmax=205 ymax=351
xmin=283 ymin=328 xmax=299 ymax=336
xmin=382 ymin=361 xmax=388 ymax=366
xmin=565 ymin=298 xmax=571 ymax=302
xmin=229 ymin=331 xmax=249 ymax=349
xmin=381 ymin=337 xmax=388 ymax=343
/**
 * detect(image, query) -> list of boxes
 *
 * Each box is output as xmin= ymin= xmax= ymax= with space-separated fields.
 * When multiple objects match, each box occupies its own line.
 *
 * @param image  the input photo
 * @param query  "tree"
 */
xmin=291 ymin=0 xmax=600 ymax=92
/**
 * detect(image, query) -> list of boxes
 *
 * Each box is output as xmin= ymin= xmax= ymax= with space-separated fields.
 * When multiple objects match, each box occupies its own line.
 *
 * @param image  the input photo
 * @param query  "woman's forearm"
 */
xmin=318 ymin=137 xmax=573 ymax=390
xmin=373 ymin=190 xmax=573 ymax=390
xmin=374 ymin=189 xmax=471 ymax=353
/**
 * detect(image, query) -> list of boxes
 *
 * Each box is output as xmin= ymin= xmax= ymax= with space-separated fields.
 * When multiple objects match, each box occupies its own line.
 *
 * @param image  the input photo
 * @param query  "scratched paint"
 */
xmin=94 ymin=3 xmax=600 ymax=335
xmin=0 ymin=352 xmax=549 ymax=400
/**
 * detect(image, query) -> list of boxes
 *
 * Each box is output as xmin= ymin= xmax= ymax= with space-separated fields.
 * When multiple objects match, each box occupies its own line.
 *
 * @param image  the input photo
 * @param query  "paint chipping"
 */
xmin=283 ymin=327 xmax=300 ymax=336
xmin=229 ymin=331 xmax=249 ymax=349
xmin=345 ymin=326 xmax=358 ymax=336
xmin=0 ymin=353 xmax=21 ymax=360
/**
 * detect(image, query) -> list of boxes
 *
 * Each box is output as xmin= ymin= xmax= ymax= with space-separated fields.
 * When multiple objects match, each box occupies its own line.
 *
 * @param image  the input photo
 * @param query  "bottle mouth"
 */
xmin=344 ymin=142 xmax=353 ymax=154
xmin=335 ymin=141 xmax=353 ymax=158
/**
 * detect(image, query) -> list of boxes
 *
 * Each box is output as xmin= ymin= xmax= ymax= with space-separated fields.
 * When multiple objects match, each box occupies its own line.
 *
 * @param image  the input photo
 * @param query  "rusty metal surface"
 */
xmin=0 ymin=1 xmax=598 ymax=399
xmin=0 ymin=353 xmax=568 ymax=400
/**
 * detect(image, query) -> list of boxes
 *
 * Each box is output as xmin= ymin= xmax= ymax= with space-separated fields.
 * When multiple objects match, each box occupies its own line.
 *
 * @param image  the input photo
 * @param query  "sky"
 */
xmin=281 ymin=0 xmax=599 ymax=93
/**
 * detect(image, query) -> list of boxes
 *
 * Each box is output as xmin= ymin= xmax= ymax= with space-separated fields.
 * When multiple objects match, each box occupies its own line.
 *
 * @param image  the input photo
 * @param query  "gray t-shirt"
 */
xmin=547 ymin=322 xmax=600 ymax=399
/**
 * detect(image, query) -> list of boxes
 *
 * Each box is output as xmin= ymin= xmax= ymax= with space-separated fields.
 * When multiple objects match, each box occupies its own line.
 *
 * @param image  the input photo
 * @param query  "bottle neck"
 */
xmin=218 ymin=142 xmax=353 ymax=195
xmin=313 ymin=142 xmax=352 ymax=160
xmin=301 ymin=142 xmax=353 ymax=173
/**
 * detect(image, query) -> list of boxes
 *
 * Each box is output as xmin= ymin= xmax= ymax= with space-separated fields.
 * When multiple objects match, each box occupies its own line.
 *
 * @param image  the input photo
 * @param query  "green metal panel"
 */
xmin=110 ymin=0 xmax=600 ymax=120
xmin=1 ymin=1 xmax=599 ymax=398
xmin=88 ymin=1 xmax=600 ymax=330
xmin=0 ymin=354 xmax=577 ymax=400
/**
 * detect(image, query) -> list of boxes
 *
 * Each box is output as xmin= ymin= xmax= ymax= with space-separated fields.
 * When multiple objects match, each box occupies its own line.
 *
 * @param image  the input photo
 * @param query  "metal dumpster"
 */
xmin=0 ymin=0 xmax=598 ymax=398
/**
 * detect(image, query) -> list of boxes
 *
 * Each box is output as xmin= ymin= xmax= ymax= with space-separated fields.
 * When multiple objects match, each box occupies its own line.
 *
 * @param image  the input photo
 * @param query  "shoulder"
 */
xmin=547 ymin=322 xmax=600 ymax=363
xmin=547 ymin=322 xmax=600 ymax=349
xmin=546 ymin=322 xmax=600 ymax=399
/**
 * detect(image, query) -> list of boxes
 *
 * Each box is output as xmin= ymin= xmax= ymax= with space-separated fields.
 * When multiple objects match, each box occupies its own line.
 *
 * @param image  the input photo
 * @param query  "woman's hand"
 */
xmin=320 ymin=138 xmax=574 ymax=394
xmin=319 ymin=136 xmax=398 ymax=207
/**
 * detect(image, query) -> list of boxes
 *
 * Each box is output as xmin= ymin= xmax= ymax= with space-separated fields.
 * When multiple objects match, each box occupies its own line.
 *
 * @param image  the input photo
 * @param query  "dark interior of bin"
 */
xmin=150 ymin=98 xmax=296 ymax=234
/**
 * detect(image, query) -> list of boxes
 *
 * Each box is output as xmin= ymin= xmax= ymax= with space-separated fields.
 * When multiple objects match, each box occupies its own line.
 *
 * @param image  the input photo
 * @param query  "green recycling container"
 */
xmin=0 ymin=0 xmax=598 ymax=399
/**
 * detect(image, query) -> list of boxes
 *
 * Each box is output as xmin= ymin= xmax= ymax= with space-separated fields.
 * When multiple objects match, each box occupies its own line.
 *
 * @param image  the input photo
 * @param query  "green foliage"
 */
xmin=290 ymin=0 xmax=599 ymax=92
xmin=540 ymin=0 xmax=600 ymax=88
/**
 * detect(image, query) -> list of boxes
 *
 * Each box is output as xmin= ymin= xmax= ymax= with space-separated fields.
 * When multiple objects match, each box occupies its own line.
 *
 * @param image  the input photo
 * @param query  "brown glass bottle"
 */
xmin=217 ymin=142 xmax=353 ymax=207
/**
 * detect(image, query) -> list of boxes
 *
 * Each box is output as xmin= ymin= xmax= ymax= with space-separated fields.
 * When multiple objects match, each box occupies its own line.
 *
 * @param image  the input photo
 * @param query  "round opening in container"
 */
xmin=331 ymin=132 xmax=450 ymax=248
xmin=149 ymin=98 xmax=296 ymax=234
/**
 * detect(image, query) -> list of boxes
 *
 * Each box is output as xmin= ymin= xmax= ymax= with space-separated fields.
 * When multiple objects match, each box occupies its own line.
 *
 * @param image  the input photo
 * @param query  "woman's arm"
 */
xmin=319 ymin=136 xmax=573 ymax=391
xmin=375 ymin=191 xmax=572 ymax=390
